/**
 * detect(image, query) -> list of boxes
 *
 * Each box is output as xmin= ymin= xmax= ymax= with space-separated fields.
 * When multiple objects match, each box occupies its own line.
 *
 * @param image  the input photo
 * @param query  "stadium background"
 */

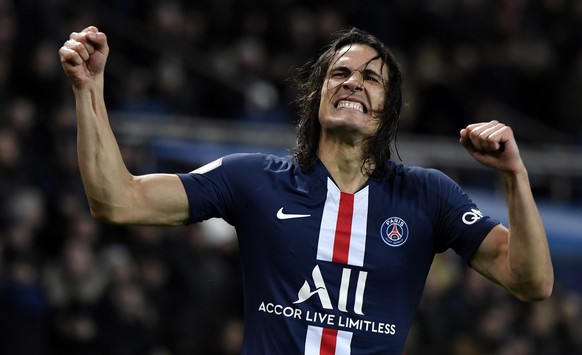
xmin=0 ymin=0 xmax=581 ymax=354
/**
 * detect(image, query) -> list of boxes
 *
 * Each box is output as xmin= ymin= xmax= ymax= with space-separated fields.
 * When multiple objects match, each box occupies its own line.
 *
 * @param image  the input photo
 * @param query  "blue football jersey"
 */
xmin=177 ymin=153 xmax=499 ymax=355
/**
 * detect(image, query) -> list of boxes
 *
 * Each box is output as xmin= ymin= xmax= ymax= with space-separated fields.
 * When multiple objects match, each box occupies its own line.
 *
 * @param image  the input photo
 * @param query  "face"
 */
xmin=318 ymin=44 xmax=388 ymax=139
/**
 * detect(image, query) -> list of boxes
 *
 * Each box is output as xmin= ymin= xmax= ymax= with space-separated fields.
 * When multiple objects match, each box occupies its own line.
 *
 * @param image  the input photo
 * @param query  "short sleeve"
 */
xmin=176 ymin=153 xmax=265 ymax=225
xmin=429 ymin=169 xmax=500 ymax=264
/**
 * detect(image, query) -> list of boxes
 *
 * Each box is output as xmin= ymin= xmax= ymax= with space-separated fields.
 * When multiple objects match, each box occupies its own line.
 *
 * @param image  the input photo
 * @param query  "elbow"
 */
xmin=89 ymin=206 xmax=117 ymax=224
xmin=514 ymin=275 xmax=554 ymax=302
xmin=88 ymin=201 xmax=128 ymax=225
xmin=532 ymin=276 xmax=554 ymax=301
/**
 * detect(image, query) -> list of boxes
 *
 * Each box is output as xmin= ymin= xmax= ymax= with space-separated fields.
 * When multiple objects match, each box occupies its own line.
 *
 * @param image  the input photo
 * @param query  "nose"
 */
xmin=342 ymin=71 xmax=363 ymax=92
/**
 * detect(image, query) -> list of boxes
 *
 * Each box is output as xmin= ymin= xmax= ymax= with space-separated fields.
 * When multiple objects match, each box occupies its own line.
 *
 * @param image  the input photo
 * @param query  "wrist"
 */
xmin=72 ymin=74 xmax=105 ymax=93
xmin=499 ymin=164 xmax=529 ymax=190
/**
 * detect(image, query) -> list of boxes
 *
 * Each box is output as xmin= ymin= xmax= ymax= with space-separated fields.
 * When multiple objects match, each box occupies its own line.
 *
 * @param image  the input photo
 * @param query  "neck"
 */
xmin=317 ymin=137 xmax=371 ymax=194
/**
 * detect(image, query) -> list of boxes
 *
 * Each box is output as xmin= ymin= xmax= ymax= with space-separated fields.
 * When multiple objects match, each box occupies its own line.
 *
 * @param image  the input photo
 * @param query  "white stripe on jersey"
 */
xmin=317 ymin=178 xmax=369 ymax=267
xmin=304 ymin=325 xmax=353 ymax=355
xmin=349 ymin=187 xmax=369 ymax=266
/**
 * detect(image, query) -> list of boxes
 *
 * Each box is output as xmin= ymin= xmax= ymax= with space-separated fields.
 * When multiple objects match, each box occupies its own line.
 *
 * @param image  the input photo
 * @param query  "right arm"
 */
xmin=59 ymin=26 xmax=189 ymax=226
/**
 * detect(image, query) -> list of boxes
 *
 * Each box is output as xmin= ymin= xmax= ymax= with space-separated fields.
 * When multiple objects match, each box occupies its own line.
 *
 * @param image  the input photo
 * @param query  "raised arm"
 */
xmin=459 ymin=121 xmax=553 ymax=301
xmin=59 ymin=26 xmax=189 ymax=226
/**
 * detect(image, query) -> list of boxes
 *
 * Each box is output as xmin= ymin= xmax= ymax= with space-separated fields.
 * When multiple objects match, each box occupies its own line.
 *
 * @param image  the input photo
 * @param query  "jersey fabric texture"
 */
xmin=177 ymin=153 xmax=500 ymax=355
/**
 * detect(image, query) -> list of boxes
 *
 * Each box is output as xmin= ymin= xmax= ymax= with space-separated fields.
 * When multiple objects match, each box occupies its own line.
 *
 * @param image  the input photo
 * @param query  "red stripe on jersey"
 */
xmin=332 ymin=192 xmax=354 ymax=264
xmin=320 ymin=328 xmax=338 ymax=355
xmin=305 ymin=325 xmax=353 ymax=355
xmin=318 ymin=178 xmax=368 ymax=267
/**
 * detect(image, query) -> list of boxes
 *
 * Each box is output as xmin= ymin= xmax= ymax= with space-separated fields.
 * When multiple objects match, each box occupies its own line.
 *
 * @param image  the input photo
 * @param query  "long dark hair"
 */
xmin=292 ymin=27 xmax=403 ymax=177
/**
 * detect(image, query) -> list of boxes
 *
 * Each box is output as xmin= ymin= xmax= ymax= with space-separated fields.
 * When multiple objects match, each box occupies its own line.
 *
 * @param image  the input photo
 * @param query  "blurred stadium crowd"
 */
xmin=0 ymin=0 xmax=581 ymax=354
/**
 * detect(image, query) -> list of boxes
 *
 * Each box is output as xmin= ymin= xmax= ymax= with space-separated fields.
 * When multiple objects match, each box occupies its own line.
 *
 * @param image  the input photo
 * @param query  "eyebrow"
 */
xmin=329 ymin=65 xmax=384 ymax=82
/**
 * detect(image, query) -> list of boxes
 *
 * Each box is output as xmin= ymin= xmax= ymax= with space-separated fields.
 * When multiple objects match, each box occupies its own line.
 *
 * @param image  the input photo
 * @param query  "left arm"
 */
xmin=460 ymin=121 xmax=553 ymax=301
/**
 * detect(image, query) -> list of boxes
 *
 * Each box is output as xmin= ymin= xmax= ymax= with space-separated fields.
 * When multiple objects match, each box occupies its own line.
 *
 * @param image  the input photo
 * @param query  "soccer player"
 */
xmin=59 ymin=26 xmax=553 ymax=354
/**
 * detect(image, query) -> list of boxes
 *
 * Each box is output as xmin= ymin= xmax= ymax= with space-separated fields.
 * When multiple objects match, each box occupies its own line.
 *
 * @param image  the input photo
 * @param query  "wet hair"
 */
xmin=292 ymin=27 xmax=403 ymax=177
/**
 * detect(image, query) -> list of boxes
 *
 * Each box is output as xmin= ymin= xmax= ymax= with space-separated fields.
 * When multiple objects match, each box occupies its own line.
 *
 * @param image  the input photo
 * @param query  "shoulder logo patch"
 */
xmin=462 ymin=208 xmax=484 ymax=225
xmin=380 ymin=217 xmax=409 ymax=247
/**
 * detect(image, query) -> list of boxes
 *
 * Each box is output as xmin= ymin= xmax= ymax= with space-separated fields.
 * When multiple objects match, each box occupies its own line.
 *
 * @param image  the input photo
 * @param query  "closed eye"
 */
xmin=329 ymin=67 xmax=384 ymax=85
xmin=329 ymin=68 xmax=350 ymax=78
xmin=363 ymin=70 xmax=383 ymax=84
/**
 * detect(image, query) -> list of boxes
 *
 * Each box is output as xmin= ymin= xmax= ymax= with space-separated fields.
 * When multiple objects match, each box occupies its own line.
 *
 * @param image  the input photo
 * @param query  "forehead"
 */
xmin=330 ymin=44 xmax=387 ymax=77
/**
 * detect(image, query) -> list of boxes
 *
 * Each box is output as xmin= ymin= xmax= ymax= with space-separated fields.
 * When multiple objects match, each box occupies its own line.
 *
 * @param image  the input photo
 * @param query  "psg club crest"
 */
xmin=380 ymin=217 xmax=409 ymax=247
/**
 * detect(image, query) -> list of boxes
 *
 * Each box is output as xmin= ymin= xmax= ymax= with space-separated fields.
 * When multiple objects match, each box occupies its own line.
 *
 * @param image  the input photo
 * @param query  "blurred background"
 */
xmin=0 ymin=0 xmax=581 ymax=354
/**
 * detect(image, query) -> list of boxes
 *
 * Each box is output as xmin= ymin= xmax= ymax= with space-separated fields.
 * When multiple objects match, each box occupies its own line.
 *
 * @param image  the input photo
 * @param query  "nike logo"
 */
xmin=276 ymin=207 xmax=311 ymax=220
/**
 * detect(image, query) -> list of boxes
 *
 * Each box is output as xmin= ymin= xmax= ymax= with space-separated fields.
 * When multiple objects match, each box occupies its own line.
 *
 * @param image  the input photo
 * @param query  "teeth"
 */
xmin=337 ymin=100 xmax=364 ymax=113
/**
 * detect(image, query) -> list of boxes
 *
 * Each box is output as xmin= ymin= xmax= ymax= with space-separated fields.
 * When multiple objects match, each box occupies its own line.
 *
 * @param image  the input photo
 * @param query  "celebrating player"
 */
xmin=59 ymin=25 xmax=553 ymax=354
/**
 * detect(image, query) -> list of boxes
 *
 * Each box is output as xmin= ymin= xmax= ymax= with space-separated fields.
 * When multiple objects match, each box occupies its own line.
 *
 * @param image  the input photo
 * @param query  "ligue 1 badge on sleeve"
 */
xmin=380 ymin=217 xmax=409 ymax=247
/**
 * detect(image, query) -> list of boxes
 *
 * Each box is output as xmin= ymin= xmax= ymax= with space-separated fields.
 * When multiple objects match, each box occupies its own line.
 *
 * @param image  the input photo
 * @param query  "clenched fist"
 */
xmin=59 ymin=26 xmax=109 ymax=89
xmin=459 ymin=120 xmax=525 ymax=174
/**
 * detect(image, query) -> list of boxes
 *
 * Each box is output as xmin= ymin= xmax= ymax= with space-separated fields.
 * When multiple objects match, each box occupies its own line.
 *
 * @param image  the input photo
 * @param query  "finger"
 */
xmin=467 ymin=121 xmax=503 ymax=152
xmin=85 ymin=31 xmax=109 ymax=56
xmin=467 ymin=122 xmax=495 ymax=150
xmin=59 ymin=46 xmax=83 ymax=66
xmin=72 ymin=26 xmax=99 ymax=42
xmin=72 ymin=26 xmax=108 ymax=56
xmin=462 ymin=122 xmax=489 ymax=151
xmin=466 ymin=127 xmax=488 ymax=151
xmin=63 ymin=38 xmax=92 ymax=61
xmin=475 ymin=124 xmax=505 ymax=151
xmin=82 ymin=25 xmax=99 ymax=34
xmin=69 ymin=32 xmax=96 ymax=55
xmin=464 ymin=120 xmax=498 ymax=132
xmin=484 ymin=125 xmax=512 ymax=152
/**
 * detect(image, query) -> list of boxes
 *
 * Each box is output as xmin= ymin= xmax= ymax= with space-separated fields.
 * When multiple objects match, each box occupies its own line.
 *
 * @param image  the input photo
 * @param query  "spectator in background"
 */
xmin=0 ymin=250 xmax=48 ymax=355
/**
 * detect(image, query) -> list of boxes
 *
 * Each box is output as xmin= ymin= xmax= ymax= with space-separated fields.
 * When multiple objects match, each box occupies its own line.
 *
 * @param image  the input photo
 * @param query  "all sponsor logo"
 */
xmin=257 ymin=264 xmax=397 ymax=336
xmin=293 ymin=265 xmax=367 ymax=315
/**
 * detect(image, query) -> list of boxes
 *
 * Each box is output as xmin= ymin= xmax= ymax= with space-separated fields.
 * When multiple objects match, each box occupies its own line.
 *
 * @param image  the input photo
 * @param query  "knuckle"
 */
xmin=65 ymin=39 xmax=79 ymax=48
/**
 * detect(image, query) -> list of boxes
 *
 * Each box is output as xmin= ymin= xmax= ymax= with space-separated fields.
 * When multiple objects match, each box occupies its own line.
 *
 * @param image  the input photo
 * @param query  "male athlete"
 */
xmin=59 ymin=26 xmax=553 ymax=354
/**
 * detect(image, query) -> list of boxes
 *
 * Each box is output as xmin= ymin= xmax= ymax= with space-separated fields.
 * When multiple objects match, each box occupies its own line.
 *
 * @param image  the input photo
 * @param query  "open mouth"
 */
xmin=335 ymin=99 xmax=367 ymax=113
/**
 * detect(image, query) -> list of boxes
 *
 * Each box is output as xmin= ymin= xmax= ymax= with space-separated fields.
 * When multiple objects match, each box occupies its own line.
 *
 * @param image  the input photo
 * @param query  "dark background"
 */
xmin=0 ymin=0 xmax=581 ymax=354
